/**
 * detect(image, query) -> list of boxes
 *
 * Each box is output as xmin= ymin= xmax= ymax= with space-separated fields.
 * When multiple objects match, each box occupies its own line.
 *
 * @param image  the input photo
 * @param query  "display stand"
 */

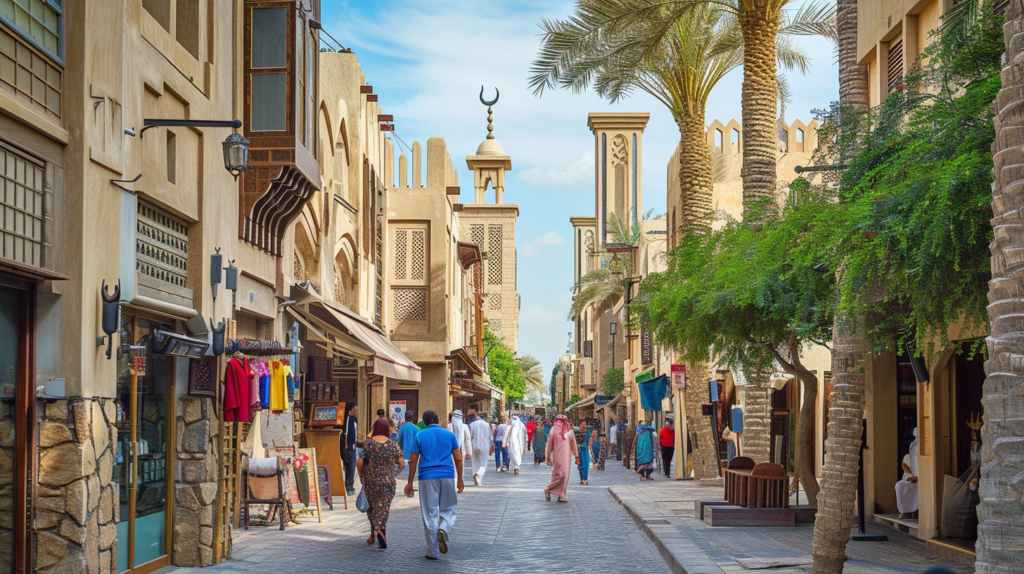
xmin=304 ymin=428 xmax=349 ymax=509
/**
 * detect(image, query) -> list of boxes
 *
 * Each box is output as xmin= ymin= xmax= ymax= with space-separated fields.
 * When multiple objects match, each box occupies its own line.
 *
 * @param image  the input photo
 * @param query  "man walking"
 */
xmin=608 ymin=418 xmax=618 ymax=457
xmin=494 ymin=416 xmax=508 ymax=472
xmin=466 ymin=409 xmax=493 ymax=486
xmin=405 ymin=410 xmax=464 ymax=560
xmin=659 ymin=418 xmax=675 ymax=477
xmin=504 ymin=415 xmax=527 ymax=474
xmin=525 ymin=417 xmax=537 ymax=452
xmin=341 ymin=403 xmax=359 ymax=496
xmin=397 ymin=410 xmax=419 ymax=476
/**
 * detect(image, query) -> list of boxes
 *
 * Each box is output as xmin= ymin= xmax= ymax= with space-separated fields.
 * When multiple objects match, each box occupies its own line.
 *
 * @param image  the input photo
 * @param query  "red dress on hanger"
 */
xmin=224 ymin=357 xmax=252 ymax=422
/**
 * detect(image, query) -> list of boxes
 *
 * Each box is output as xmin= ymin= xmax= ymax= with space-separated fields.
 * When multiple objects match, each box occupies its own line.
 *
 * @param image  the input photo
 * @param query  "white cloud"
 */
xmin=518 ymin=153 xmax=594 ymax=188
xmin=521 ymin=305 xmax=556 ymax=326
xmin=534 ymin=231 xmax=564 ymax=246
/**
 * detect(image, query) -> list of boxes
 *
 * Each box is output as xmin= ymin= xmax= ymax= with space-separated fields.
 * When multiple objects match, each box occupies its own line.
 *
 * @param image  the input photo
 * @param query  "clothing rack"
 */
xmin=226 ymin=338 xmax=294 ymax=356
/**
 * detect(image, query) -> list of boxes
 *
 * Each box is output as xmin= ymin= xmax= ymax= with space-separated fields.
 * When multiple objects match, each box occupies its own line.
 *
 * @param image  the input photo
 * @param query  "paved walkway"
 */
xmin=611 ymin=482 xmax=974 ymax=574
xmin=159 ymin=451 xmax=671 ymax=574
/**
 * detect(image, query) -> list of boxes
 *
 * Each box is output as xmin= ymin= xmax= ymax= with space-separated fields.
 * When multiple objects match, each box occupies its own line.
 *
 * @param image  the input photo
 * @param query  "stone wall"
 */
xmin=173 ymin=396 xmax=219 ymax=567
xmin=34 ymin=398 xmax=117 ymax=574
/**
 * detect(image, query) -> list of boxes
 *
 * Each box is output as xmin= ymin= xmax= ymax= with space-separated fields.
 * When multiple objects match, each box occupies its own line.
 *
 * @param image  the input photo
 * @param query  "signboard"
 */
xmin=671 ymin=364 xmax=686 ymax=390
xmin=594 ymin=395 xmax=612 ymax=405
xmin=583 ymin=340 xmax=593 ymax=358
xmin=390 ymin=401 xmax=407 ymax=428
xmin=641 ymin=330 xmax=652 ymax=365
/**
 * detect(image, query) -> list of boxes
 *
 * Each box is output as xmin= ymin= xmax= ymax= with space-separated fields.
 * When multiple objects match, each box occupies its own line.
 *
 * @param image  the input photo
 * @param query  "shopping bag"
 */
xmin=356 ymin=488 xmax=369 ymax=513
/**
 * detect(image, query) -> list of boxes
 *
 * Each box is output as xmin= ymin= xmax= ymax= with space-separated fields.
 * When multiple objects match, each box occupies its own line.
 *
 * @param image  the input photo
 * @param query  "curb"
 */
xmin=609 ymin=486 xmax=725 ymax=574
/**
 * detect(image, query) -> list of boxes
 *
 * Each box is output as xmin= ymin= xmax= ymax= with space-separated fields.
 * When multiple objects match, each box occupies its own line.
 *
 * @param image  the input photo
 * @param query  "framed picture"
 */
xmin=309 ymin=402 xmax=346 ymax=426
xmin=188 ymin=356 xmax=217 ymax=396
xmin=316 ymin=465 xmax=332 ymax=511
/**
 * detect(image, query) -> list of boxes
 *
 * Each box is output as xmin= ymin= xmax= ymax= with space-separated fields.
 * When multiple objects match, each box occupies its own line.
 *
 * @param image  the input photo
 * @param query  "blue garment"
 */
xmin=638 ymin=375 xmax=669 ymax=411
xmin=578 ymin=443 xmax=590 ymax=481
xmin=259 ymin=374 xmax=270 ymax=409
xmin=397 ymin=421 xmax=420 ymax=460
xmin=635 ymin=428 xmax=655 ymax=466
xmin=495 ymin=440 xmax=508 ymax=470
xmin=591 ymin=441 xmax=600 ymax=462
xmin=413 ymin=425 xmax=460 ymax=480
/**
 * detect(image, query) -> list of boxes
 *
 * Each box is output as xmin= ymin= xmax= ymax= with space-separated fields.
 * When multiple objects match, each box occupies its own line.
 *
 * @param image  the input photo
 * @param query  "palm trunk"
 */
xmin=741 ymin=363 xmax=772 ymax=464
xmin=811 ymin=0 xmax=870 ymax=571
xmin=976 ymin=1 xmax=1024 ymax=570
xmin=739 ymin=2 xmax=779 ymax=216
xmin=675 ymin=110 xmax=719 ymax=479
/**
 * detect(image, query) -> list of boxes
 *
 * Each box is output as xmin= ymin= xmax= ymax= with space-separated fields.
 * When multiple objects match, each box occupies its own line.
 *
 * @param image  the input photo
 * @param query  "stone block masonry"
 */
xmin=174 ymin=396 xmax=220 ymax=567
xmin=34 ymin=397 xmax=118 ymax=574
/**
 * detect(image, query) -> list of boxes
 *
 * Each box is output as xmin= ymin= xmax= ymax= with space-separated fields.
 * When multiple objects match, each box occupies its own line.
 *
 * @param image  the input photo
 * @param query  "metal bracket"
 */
xmin=110 ymin=174 xmax=142 ymax=194
xmin=138 ymin=118 xmax=242 ymax=139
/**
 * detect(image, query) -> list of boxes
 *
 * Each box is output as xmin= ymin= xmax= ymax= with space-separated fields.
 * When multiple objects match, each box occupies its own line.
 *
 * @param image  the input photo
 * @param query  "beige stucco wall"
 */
xmin=858 ymin=0 xmax=947 ymax=107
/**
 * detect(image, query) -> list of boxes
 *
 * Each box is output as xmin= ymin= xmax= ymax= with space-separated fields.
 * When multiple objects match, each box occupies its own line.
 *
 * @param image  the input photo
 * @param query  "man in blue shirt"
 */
xmin=405 ymin=409 xmax=464 ymax=560
xmin=396 ymin=410 xmax=419 ymax=476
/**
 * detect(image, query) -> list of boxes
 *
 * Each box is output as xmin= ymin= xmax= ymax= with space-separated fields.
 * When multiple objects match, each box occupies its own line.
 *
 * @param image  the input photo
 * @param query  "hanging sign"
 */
xmin=583 ymin=340 xmax=593 ymax=358
xmin=389 ymin=401 xmax=407 ymax=428
xmin=671 ymin=364 xmax=686 ymax=390
xmin=641 ymin=330 xmax=652 ymax=365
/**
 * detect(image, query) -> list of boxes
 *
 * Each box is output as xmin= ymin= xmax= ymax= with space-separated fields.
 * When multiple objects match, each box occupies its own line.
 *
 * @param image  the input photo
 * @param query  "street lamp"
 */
xmin=222 ymin=132 xmax=250 ymax=178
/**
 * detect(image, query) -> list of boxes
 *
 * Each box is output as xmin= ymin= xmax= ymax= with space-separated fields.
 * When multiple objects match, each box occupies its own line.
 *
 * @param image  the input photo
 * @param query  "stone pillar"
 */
xmin=173 ymin=397 xmax=219 ymax=567
xmin=35 ymin=398 xmax=117 ymax=574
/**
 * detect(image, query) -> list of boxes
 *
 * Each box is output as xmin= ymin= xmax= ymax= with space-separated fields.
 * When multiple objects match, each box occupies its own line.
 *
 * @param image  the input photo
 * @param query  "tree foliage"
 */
xmin=484 ymin=328 xmax=526 ymax=401
xmin=601 ymin=366 xmax=626 ymax=396
xmin=519 ymin=355 xmax=546 ymax=394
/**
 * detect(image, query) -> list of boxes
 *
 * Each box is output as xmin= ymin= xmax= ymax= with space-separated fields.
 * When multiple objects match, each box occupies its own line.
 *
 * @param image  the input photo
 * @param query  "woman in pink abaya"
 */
xmin=544 ymin=415 xmax=579 ymax=502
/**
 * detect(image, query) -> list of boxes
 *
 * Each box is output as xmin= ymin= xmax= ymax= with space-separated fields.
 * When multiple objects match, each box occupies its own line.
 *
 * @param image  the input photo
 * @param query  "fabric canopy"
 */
xmin=638 ymin=375 xmax=669 ymax=412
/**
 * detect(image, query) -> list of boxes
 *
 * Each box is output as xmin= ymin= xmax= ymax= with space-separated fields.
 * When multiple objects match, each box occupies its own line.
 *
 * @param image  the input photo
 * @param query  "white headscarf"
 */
xmin=449 ymin=409 xmax=469 ymax=448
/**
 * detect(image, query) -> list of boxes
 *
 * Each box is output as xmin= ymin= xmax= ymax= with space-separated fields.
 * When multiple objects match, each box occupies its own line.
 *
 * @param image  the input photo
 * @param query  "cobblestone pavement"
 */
xmin=159 ymin=451 xmax=672 ymax=574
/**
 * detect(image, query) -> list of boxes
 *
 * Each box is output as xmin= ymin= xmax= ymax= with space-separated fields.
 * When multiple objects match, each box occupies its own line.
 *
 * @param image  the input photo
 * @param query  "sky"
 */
xmin=322 ymin=0 xmax=839 ymax=387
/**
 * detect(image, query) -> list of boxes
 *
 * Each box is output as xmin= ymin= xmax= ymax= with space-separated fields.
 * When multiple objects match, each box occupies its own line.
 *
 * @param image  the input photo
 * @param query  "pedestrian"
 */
xmin=494 ymin=416 xmax=508 ymax=472
xmin=447 ymin=409 xmax=471 ymax=453
xmin=341 ymin=403 xmax=359 ymax=496
xmin=543 ymin=418 xmax=552 ymax=436
xmin=466 ymin=409 xmax=493 ymax=486
xmin=659 ymin=418 xmax=675 ymax=477
xmin=608 ymin=418 xmax=618 ymax=457
xmin=357 ymin=418 xmax=404 ymax=549
xmin=622 ymin=422 xmax=636 ymax=469
xmin=596 ymin=432 xmax=607 ymax=470
xmin=526 ymin=417 xmax=537 ymax=452
xmin=532 ymin=421 xmax=548 ymax=465
xmin=544 ymin=415 xmax=578 ymax=502
xmin=404 ymin=410 xmax=464 ymax=560
xmin=577 ymin=421 xmax=590 ymax=485
xmin=589 ymin=429 xmax=600 ymax=469
xmin=504 ymin=415 xmax=527 ymax=474
xmin=635 ymin=424 xmax=656 ymax=480
xmin=396 ymin=410 xmax=419 ymax=476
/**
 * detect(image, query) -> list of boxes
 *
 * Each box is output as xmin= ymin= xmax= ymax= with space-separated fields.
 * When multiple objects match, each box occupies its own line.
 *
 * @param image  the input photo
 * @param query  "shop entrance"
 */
xmin=389 ymin=389 xmax=419 ymax=424
xmin=115 ymin=315 xmax=175 ymax=574
xmin=896 ymin=351 xmax=919 ymax=480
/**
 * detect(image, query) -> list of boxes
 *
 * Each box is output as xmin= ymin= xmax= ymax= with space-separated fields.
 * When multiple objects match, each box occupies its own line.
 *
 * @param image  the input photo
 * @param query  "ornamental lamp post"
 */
xmin=222 ymin=131 xmax=250 ymax=178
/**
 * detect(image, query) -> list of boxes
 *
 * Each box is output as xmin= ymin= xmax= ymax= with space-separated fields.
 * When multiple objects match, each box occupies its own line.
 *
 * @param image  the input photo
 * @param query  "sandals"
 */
xmin=376 ymin=529 xmax=387 ymax=549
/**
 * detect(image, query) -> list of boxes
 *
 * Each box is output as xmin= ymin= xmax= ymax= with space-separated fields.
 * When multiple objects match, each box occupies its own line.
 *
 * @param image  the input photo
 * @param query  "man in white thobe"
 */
xmin=447 ymin=409 xmax=471 ymax=452
xmin=896 ymin=428 xmax=920 ymax=519
xmin=466 ymin=409 xmax=493 ymax=486
xmin=504 ymin=415 xmax=527 ymax=474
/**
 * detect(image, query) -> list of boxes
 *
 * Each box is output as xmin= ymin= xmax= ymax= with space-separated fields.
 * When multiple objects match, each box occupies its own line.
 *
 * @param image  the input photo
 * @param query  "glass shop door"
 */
xmin=115 ymin=316 xmax=174 ymax=574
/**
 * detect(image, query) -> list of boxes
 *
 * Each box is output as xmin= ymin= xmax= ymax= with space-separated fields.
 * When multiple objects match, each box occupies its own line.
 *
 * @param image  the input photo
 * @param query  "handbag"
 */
xmin=356 ymin=488 xmax=369 ymax=513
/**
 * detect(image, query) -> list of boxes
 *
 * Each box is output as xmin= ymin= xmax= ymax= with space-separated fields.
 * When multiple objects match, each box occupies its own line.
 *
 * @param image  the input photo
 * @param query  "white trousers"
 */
xmin=471 ymin=448 xmax=489 ymax=480
xmin=508 ymin=447 xmax=522 ymax=470
xmin=419 ymin=478 xmax=458 ymax=559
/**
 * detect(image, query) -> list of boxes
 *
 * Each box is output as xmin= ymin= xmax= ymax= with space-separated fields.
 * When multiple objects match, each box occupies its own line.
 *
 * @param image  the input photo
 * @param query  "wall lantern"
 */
xmin=150 ymin=329 xmax=210 ymax=358
xmin=211 ymin=247 xmax=223 ymax=300
xmin=222 ymin=132 xmax=250 ymax=178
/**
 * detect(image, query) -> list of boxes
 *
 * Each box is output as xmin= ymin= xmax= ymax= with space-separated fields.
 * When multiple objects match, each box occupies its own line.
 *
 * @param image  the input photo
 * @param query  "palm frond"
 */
xmin=938 ymin=0 xmax=980 ymax=49
xmin=709 ymin=141 xmax=734 ymax=184
xmin=778 ymin=0 xmax=837 ymax=44
xmin=569 ymin=268 xmax=625 ymax=319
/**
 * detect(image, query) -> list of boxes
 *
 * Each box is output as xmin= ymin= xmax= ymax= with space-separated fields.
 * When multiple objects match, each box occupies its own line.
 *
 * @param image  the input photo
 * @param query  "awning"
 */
xmin=473 ymin=376 xmax=504 ymax=399
xmin=568 ymin=394 xmax=595 ymax=411
xmin=291 ymin=285 xmax=421 ymax=382
xmin=596 ymin=393 xmax=623 ymax=412
xmin=284 ymin=305 xmax=374 ymax=360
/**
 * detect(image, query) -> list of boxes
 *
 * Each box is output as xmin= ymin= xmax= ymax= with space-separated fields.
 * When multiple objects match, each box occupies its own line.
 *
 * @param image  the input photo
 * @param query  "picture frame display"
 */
xmin=309 ymin=402 xmax=346 ymax=426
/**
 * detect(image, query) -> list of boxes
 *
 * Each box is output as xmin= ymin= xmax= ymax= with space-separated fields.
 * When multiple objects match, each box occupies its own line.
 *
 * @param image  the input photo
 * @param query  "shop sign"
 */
xmin=390 ymin=400 xmax=407 ymax=428
xmin=671 ymin=364 xmax=686 ymax=389
xmin=595 ymin=395 xmax=612 ymax=405
xmin=583 ymin=340 xmax=593 ymax=358
xmin=641 ymin=330 xmax=652 ymax=365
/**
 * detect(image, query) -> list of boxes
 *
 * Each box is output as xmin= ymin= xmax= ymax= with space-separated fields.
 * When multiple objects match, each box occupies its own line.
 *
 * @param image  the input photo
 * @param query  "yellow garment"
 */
xmin=269 ymin=360 xmax=288 ymax=411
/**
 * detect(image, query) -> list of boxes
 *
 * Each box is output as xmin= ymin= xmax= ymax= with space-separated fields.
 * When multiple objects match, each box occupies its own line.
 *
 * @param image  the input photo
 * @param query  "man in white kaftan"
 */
xmin=447 ymin=409 xmax=471 ymax=452
xmin=504 ymin=415 xmax=527 ymax=474
xmin=896 ymin=428 xmax=920 ymax=518
xmin=466 ymin=409 xmax=493 ymax=486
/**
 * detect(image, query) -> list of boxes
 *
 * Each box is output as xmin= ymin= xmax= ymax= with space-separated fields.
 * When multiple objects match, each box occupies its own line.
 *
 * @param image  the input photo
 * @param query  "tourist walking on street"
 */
xmin=608 ymin=418 xmax=618 ymax=457
xmin=467 ymin=409 xmax=493 ymax=486
xmin=544 ymin=415 xmax=578 ymax=502
xmin=659 ymin=418 xmax=675 ymax=478
xmin=596 ymin=432 xmax=607 ymax=470
xmin=342 ymin=403 xmax=359 ymax=495
xmin=396 ymin=410 xmax=419 ymax=477
xmin=504 ymin=415 xmax=527 ymax=474
xmin=526 ymin=417 xmax=537 ymax=452
xmin=357 ymin=418 xmax=405 ymax=549
xmin=589 ymin=429 xmax=600 ymax=469
xmin=635 ymin=423 xmax=656 ymax=480
xmin=494 ymin=416 xmax=508 ymax=471
xmin=447 ymin=409 xmax=471 ymax=453
xmin=577 ymin=421 xmax=590 ymax=485
xmin=405 ymin=410 xmax=464 ymax=560
xmin=532 ymin=420 xmax=548 ymax=465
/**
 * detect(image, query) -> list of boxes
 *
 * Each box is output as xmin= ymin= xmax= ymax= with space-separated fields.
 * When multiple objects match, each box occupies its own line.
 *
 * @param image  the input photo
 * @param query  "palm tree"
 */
xmin=811 ymin=1 xmax=870 ymax=572
xmin=518 ymin=355 xmax=546 ymax=394
xmin=978 ymin=0 xmax=1024 ymax=572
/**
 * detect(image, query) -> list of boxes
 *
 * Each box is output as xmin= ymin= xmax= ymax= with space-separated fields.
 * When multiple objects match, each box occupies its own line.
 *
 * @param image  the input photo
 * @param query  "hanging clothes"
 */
xmin=284 ymin=362 xmax=296 ymax=402
xmin=224 ymin=357 xmax=252 ymax=422
xmin=258 ymin=360 xmax=271 ymax=409
xmin=250 ymin=361 xmax=261 ymax=411
xmin=270 ymin=359 xmax=288 ymax=411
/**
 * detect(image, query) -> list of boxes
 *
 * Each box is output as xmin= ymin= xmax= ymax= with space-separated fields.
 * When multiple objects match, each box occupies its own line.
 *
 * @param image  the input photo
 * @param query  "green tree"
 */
xmin=601 ymin=366 xmax=625 ymax=396
xmin=484 ymin=328 xmax=526 ymax=401
xmin=519 ymin=355 xmax=546 ymax=394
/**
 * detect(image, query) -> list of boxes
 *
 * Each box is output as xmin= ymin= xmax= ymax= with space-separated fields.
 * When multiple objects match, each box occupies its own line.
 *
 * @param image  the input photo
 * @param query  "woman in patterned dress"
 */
xmin=357 ymin=418 xmax=405 ymax=549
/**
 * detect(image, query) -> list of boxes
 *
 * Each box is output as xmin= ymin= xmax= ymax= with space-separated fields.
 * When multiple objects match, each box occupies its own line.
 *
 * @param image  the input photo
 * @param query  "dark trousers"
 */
xmin=661 ymin=446 xmax=675 ymax=476
xmin=343 ymin=447 xmax=357 ymax=491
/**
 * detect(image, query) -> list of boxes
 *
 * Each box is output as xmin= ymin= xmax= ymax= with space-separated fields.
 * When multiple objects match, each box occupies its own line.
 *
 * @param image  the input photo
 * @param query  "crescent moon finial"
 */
xmin=479 ymin=85 xmax=499 ymax=107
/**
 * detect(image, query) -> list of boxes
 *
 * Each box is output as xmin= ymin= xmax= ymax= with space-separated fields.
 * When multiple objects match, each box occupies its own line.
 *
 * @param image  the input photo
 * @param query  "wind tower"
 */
xmin=587 ymin=113 xmax=650 ymax=246
xmin=460 ymin=87 xmax=520 ymax=352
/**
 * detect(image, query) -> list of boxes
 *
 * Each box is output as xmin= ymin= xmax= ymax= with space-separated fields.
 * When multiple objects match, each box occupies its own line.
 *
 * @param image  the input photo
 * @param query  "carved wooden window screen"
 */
xmin=487 ymin=224 xmax=502 ymax=285
xmin=488 ymin=293 xmax=501 ymax=311
xmin=136 ymin=199 xmax=188 ymax=288
xmin=887 ymin=39 xmax=903 ymax=94
xmin=392 ymin=226 xmax=426 ymax=284
xmin=488 ymin=317 xmax=501 ymax=336
xmin=0 ymin=145 xmax=43 ymax=268
xmin=333 ymin=263 xmax=343 ymax=303
xmin=394 ymin=229 xmax=407 ymax=280
xmin=393 ymin=287 xmax=427 ymax=323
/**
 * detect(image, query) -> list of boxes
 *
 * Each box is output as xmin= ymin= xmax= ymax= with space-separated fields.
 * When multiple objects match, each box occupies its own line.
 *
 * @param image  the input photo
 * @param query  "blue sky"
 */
xmin=322 ymin=0 xmax=839 ymax=386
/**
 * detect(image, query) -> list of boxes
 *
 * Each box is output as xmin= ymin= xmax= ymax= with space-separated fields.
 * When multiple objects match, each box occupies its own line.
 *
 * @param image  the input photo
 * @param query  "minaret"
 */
xmin=466 ymin=87 xmax=512 ymax=204
xmin=587 ymin=113 xmax=650 ymax=247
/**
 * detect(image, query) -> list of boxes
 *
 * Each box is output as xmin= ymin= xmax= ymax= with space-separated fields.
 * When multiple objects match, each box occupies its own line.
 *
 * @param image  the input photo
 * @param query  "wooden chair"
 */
xmin=725 ymin=456 xmax=755 ymax=507
xmin=747 ymin=462 xmax=789 ymax=509
xmin=242 ymin=460 xmax=287 ymax=531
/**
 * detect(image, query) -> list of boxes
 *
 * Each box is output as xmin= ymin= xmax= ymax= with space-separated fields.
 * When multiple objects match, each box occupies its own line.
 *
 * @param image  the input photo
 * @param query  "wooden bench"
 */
xmin=724 ymin=456 xmax=755 ymax=507
xmin=748 ymin=462 xmax=789 ymax=509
